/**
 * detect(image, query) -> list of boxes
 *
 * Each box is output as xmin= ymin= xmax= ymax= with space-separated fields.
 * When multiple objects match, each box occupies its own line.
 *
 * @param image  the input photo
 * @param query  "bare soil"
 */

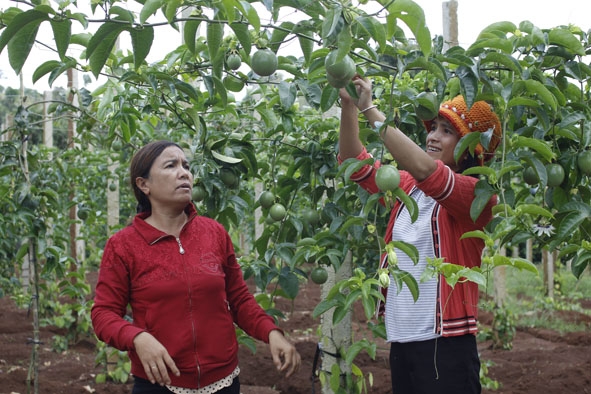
xmin=1 ymin=275 xmax=590 ymax=394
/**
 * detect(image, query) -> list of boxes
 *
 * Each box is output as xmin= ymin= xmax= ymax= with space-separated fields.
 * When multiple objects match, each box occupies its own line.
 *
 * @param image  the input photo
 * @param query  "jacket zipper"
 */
xmin=150 ymin=235 xmax=185 ymax=255
xmin=176 ymin=237 xmax=185 ymax=254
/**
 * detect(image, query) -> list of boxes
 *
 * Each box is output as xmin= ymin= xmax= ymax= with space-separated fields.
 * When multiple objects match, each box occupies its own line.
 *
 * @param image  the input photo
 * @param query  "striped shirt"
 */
xmin=385 ymin=188 xmax=441 ymax=343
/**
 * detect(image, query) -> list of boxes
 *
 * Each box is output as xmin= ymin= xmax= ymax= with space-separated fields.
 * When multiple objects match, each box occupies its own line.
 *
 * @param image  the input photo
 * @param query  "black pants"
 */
xmin=389 ymin=335 xmax=481 ymax=394
xmin=132 ymin=376 xmax=240 ymax=394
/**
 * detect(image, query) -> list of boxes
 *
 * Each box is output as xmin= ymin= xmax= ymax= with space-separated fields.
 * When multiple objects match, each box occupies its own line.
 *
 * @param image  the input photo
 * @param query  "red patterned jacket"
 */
xmin=91 ymin=203 xmax=279 ymax=388
xmin=343 ymin=148 xmax=496 ymax=337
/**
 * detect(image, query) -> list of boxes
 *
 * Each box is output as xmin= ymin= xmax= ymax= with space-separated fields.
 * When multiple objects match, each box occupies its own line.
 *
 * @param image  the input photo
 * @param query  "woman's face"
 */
xmin=426 ymin=116 xmax=463 ymax=171
xmin=136 ymin=146 xmax=193 ymax=211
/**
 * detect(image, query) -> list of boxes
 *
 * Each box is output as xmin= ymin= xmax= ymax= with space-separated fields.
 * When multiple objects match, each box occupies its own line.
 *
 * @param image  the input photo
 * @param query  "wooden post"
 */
xmin=107 ymin=161 xmax=120 ymax=235
xmin=542 ymin=249 xmax=554 ymax=299
xmin=494 ymin=246 xmax=507 ymax=306
xmin=320 ymin=251 xmax=352 ymax=394
xmin=43 ymin=91 xmax=53 ymax=148
xmin=442 ymin=0 xmax=459 ymax=51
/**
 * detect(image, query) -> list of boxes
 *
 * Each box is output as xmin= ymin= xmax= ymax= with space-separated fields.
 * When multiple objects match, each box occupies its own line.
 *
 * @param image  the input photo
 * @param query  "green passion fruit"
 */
xmin=258 ymin=191 xmax=275 ymax=209
xmin=226 ymin=53 xmax=242 ymax=71
xmin=546 ymin=163 xmax=565 ymax=187
xmin=223 ymin=75 xmax=245 ymax=92
xmin=325 ymin=50 xmax=356 ymax=84
xmin=192 ymin=184 xmax=207 ymax=202
xmin=310 ymin=266 xmax=328 ymax=284
xmin=251 ymin=49 xmax=278 ymax=77
xmin=220 ymin=169 xmax=238 ymax=188
xmin=577 ymin=151 xmax=591 ymax=175
xmin=523 ymin=166 xmax=540 ymax=185
xmin=269 ymin=203 xmax=287 ymax=222
xmin=375 ymin=165 xmax=401 ymax=192
xmin=326 ymin=72 xmax=350 ymax=89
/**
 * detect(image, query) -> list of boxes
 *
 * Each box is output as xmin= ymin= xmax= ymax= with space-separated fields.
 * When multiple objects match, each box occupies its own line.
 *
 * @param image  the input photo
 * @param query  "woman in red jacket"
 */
xmin=338 ymin=77 xmax=501 ymax=394
xmin=91 ymin=140 xmax=300 ymax=394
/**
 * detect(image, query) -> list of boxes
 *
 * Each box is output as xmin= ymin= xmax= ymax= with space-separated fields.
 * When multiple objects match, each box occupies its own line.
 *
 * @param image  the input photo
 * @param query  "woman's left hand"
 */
xmin=268 ymin=330 xmax=301 ymax=377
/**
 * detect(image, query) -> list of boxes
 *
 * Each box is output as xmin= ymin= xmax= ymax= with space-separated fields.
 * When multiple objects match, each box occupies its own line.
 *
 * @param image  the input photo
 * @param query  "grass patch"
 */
xmin=480 ymin=265 xmax=591 ymax=333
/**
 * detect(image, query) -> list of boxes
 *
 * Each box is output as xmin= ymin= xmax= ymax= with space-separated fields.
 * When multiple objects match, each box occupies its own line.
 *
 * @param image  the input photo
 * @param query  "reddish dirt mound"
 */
xmin=1 ymin=278 xmax=590 ymax=394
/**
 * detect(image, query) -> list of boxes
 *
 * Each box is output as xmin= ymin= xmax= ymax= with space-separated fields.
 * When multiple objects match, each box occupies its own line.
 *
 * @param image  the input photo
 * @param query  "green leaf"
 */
xmin=338 ymin=158 xmax=373 ymax=181
xmin=164 ymin=0 xmax=181 ymax=23
xmin=129 ymin=26 xmax=154 ymax=70
xmin=459 ymin=268 xmax=486 ymax=287
xmin=174 ymin=80 xmax=200 ymax=101
xmin=515 ymin=204 xmax=554 ymax=219
xmin=479 ymin=52 xmax=522 ymax=74
xmin=278 ymin=269 xmax=299 ymax=299
xmin=212 ymin=75 xmax=228 ymax=106
xmin=509 ymin=258 xmax=538 ymax=274
xmin=393 ymin=187 xmax=418 ymax=223
xmin=395 ymin=268 xmax=419 ymax=301
xmin=270 ymin=22 xmax=294 ymax=53
xmin=572 ymin=251 xmax=591 ymax=278
xmin=463 ymin=166 xmax=497 ymax=179
xmin=109 ymin=6 xmax=135 ymax=23
xmin=332 ymin=304 xmax=350 ymax=325
xmin=345 ymin=339 xmax=376 ymax=366
xmin=471 ymin=180 xmax=494 ymax=222
xmin=278 ymin=81 xmax=297 ymax=110
xmin=229 ymin=23 xmax=251 ymax=56
xmin=86 ymin=22 xmax=127 ymax=77
xmin=556 ymin=211 xmax=589 ymax=242
xmin=298 ymin=33 xmax=314 ymax=66
xmin=513 ymin=136 xmax=555 ymax=162
xmin=512 ymin=80 xmax=558 ymax=112
xmin=467 ymin=37 xmax=513 ymax=55
xmin=50 ymin=18 xmax=72 ymax=60
xmin=405 ymin=56 xmax=447 ymax=82
xmin=456 ymin=65 xmax=478 ymax=106
xmin=312 ymin=298 xmax=340 ymax=318
xmin=32 ymin=60 xmax=61 ymax=84
xmin=548 ymin=28 xmax=585 ymax=56
xmin=140 ymin=0 xmax=164 ymax=25
xmin=211 ymin=150 xmax=242 ymax=164
xmin=33 ymin=58 xmax=76 ymax=86
xmin=387 ymin=0 xmax=431 ymax=57
xmin=460 ymin=230 xmax=488 ymax=242
xmin=16 ymin=242 xmax=29 ymax=261
xmin=320 ymin=84 xmax=340 ymax=112
xmin=183 ymin=19 xmax=201 ymax=55
xmin=477 ymin=21 xmax=517 ymax=39
xmin=321 ymin=6 xmax=343 ymax=42
xmin=7 ymin=20 xmax=44 ymax=75
xmin=390 ymin=240 xmax=419 ymax=265
xmin=454 ymin=132 xmax=480 ymax=162
xmin=357 ymin=16 xmax=386 ymax=53
xmin=0 ymin=9 xmax=48 ymax=53
xmin=207 ymin=20 xmax=224 ymax=66
xmin=237 ymin=0 xmax=261 ymax=32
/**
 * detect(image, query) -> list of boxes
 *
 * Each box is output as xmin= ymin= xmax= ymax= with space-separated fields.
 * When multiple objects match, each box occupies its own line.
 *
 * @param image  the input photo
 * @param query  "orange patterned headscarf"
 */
xmin=424 ymin=95 xmax=502 ymax=165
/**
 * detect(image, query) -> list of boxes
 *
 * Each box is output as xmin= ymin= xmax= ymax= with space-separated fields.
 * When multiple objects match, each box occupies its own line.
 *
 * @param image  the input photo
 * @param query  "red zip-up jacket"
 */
xmin=91 ymin=203 xmax=279 ymax=388
xmin=342 ymin=148 xmax=496 ymax=337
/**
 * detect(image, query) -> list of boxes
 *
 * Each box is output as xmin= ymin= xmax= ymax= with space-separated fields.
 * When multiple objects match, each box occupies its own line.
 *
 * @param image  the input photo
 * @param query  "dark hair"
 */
xmin=130 ymin=140 xmax=182 ymax=213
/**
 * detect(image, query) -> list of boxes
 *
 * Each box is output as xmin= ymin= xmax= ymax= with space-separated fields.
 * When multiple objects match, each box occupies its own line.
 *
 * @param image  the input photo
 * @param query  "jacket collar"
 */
xmin=132 ymin=203 xmax=198 ymax=244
